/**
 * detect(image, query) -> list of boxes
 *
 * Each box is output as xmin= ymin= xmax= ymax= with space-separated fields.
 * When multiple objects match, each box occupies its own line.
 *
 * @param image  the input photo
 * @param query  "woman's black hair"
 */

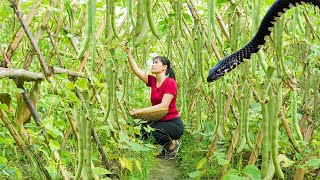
xmin=153 ymin=56 xmax=176 ymax=80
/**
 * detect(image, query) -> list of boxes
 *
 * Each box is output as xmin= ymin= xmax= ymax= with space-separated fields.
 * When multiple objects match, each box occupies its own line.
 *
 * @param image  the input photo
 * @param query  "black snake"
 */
xmin=207 ymin=0 xmax=320 ymax=82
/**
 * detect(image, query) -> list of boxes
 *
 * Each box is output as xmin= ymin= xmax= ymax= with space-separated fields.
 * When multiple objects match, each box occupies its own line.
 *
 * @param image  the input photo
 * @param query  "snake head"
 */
xmin=207 ymin=57 xmax=235 ymax=82
xmin=207 ymin=60 xmax=225 ymax=82
xmin=207 ymin=53 xmax=242 ymax=82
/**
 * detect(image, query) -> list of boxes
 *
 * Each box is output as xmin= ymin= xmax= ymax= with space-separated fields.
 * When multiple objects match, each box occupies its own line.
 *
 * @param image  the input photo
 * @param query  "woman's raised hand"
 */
xmin=125 ymin=47 xmax=131 ymax=54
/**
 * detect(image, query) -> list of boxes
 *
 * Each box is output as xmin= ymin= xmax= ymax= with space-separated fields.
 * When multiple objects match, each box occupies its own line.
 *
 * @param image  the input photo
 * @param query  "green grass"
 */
xmin=175 ymin=130 xmax=222 ymax=179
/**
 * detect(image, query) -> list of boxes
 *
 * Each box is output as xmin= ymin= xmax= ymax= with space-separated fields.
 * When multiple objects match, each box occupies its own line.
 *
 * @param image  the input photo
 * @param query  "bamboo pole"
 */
xmin=9 ymin=0 xmax=53 ymax=80
xmin=4 ymin=0 xmax=41 ymax=63
xmin=0 ymin=110 xmax=52 ymax=180
xmin=187 ymin=0 xmax=221 ymax=60
xmin=219 ymin=128 xmax=239 ymax=179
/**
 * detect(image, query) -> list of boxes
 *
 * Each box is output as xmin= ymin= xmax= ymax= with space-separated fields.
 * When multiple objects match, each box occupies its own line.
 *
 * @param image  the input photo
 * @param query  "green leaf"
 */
xmin=75 ymin=78 xmax=88 ymax=91
xmin=66 ymin=90 xmax=79 ymax=102
xmin=135 ymin=160 xmax=142 ymax=174
xmin=218 ymin=156 xmax=229 ymax=166
xmin=0 ymin=138 xmax=15 ymax=145
xmin=266 ymin=66 xmax=276 ymax=80
xmin=0 ymin=103 xmax=8 ymax=111
xmin=47 ymin=127 xmax=63 ymax=139
xmin=119 ymin=132 xmax=129 ymax=143
xmin=11 ymin=87 xmax=24 ymax=93
xmin=306 ymin=158 xmax=320 ymax=168
xmin=65 ymin=82 xmax=75 ymax=90
xmin=49 ymin=140 xmax=60 ymax=151
xmin=45 ymin=164 xmax=57 ymax=174
xmin=93 ymin=167 xmax=112 ymax=176
xmin=242 ymin=165 xmax=261 ymax=180
xmin=188 ymin=170 xmax=202 ymax=178
xmin=0 ymin=156 xmax=7 ymax=168
xmin=144 ymin=143 xmax=156 ymax=149
xmin=13 ymin=167 xmax=22 ymax=179
xmin=222 ymin=174 xmax=249 ymax=180
xmin=127 ymin=141 xmax=150 ymax=152
xmin=295 ymin=153 xmax=302 ymax=161
xmin=217 ymin=0 xmax=229 ymax=5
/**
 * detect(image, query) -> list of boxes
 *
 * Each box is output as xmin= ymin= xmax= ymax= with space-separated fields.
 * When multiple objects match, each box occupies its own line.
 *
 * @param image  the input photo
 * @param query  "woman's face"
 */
xmin=151 ymin=58 xmax=167 ymax=74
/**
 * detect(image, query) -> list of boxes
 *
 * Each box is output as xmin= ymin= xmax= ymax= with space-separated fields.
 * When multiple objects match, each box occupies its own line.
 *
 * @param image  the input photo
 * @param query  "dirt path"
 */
xmin=149 ymin=157 xmax=182 ymax=180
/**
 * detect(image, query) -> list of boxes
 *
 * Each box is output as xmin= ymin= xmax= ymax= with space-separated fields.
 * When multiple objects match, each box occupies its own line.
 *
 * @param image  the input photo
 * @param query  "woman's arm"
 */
xmin=125 ymin=47 xmax=148 ymax=83
xmin=130 ymin=94 xmax=174 ymax=115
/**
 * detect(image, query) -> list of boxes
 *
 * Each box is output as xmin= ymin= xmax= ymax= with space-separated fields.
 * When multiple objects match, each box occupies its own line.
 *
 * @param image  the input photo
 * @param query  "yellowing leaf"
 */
xmin=119 ymin=157 xmax=125 ymax=168
xmin=119 ymin=157 xmax=132 ymax=172
xmin=278 ymin=154 xmax=295 ymax=168
xmin=125 ymin=158 xmax=133 ymax=172
xmin=196 ymin=158 xmax=207 ymax=170
xmin=135 ymin=160 xmax=142 ymax=174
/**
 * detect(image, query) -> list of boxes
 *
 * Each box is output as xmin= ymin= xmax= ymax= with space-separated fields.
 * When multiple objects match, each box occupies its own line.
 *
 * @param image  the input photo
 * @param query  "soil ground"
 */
xmin=149 ymin=157 xmax=182 ymax=180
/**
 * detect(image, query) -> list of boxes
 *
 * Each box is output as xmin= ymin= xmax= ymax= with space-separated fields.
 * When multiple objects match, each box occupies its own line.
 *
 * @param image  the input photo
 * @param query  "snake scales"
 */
xmin=207 ymin=0 xmax=320 ymax=82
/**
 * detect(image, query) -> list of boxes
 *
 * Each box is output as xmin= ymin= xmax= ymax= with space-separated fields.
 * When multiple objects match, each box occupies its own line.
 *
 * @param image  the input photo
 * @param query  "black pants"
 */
xmin=141 ymin=117 xmax=184 ymax=146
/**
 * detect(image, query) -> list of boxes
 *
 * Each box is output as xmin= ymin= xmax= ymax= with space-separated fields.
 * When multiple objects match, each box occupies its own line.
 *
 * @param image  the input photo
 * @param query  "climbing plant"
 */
xmin=0 ymin=0 xmax=319 ymax=179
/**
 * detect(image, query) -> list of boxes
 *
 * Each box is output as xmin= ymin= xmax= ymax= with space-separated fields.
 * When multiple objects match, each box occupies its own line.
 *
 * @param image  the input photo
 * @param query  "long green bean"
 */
xmin=134 ymin=15 xmax=149 ymax=47
xmin=210 ymin=0 xmax=223 ymax=45
xmin=261 ymin=67 xmax=275 ymax=178
xmin=272 ymin=82 xmax=284 ymax=179
xmin=146 ymin=0 xmax=159 ymax=38
xmin=174 ymin=0 xmax=182 ymax=41
xmin=244 ymin=87 xmax=253 ymax=149
xmin=105 ymin=0 xmax=110 ymax=38
xmin=110 ymin=0 xmax=119 ymax=38
xmin=314 ymin=71 xmax=319 ymax=123
xmin=135 ymin=0 xmax=143 ymax=36
xmin=291 ymin=90 xmax=303 ymax=140
xmin=74 ymin=105 xmax=84 ymax=180
xmin=77 ymin=0 xmax=93 ymax=59
xmin=294 ymin=7 xmax=305 ymax=34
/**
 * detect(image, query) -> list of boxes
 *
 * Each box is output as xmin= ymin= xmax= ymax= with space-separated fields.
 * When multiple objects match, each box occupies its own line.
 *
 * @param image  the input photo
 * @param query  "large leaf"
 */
xmin=217 ymin=156 xmax=229 ymax=166
xmin=75 ymin=78 xmax=88 ymax=91
xmin=188 ymin=170 xmax=203 ymax=178
xmin=242 ymin=165 xmax=261 ymax=180
xmin=93 ymin=167 xmax=112 ymax=176
xmin=49 ymin=140 xmax=60 ymax=151
xmin=0 ymin=138 xmax=15 ymax=145
xmin=127 ymin=141 xmax=151 ymax=152
xmin=222 ymin=169 xmax=249 ymax=180
xmin=47 ymin=127 xmax=64 ymax=139
xmin=119 ymin=157 xmax=132 ymax=172
xmin=306 ymin=158 xmax=320 ymax=168
xmin=222 ymin=174 xmax=249 ymax=180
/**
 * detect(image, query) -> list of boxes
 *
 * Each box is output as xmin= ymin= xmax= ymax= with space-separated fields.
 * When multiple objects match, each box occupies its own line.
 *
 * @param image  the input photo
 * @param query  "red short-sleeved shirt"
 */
xmin=146 ymin=75 xmax=179 ymax=121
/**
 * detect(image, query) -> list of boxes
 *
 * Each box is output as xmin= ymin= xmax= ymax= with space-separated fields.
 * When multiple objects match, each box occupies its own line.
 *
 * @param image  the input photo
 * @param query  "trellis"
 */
xmin=0 ymin=0 xmax=319 ymax=179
